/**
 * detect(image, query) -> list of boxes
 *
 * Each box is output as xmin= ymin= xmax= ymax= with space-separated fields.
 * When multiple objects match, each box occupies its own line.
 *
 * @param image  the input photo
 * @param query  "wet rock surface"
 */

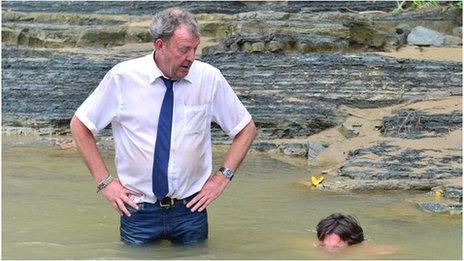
xmin=201 ymin=52 xmax=460 ymax=140
xmin=202 ymin=6 xmax=461 ymax=54
xmin=408 ymin=26 xmax=447 ymax=46
xmin=416 ymin=184 xmax=462 ymax=215
xmin=3 ymin=46 xmax=461 ymax=139
xmin=2 ymin=1 xmax=399 ymax=15
xmin=4 ymin=2 xmax=460 ymax=52
xmin=378 ymin=109 xmax=462 ymax=139
xmin=337 ymin=142 xmax=461 ymax=189
xmin=1 ymin=45 xmax=146 ymax=135
xmin=1 ymin=1 xmax=462 ymax=192
xmin=2 ymin=12 xmax=150 ymax=48
xmin=339 ymin=122 xmax=362 ymax=138
xmin=307 ymin=140 xmax=328 ymax=161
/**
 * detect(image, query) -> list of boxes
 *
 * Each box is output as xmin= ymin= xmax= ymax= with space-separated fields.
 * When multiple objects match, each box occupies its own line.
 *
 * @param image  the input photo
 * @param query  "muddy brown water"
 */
xmin=2 ymin=136 xmax=462 ymax=259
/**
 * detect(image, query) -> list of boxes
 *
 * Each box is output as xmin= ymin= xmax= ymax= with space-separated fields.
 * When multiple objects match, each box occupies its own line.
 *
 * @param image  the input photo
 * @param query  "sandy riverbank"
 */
xmin=376 ymin=46 xmax=462 ymax=62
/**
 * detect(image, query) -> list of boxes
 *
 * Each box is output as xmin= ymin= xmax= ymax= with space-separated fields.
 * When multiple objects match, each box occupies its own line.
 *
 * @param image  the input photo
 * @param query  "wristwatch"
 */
xmin=219 ymin=166 xmax=234 ymax=181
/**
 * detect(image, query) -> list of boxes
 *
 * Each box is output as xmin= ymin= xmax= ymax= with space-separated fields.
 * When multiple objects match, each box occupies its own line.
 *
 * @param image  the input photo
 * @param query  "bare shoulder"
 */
xmin=358 ymin=242 xmax=397 ymax=256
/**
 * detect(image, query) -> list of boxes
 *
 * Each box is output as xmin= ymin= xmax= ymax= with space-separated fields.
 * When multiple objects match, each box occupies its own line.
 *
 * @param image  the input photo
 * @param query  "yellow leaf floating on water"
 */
xmin=311 ymin=176 xmax=324 ymax=186
xmin=433 ymin=190 xmax=442 ymax=198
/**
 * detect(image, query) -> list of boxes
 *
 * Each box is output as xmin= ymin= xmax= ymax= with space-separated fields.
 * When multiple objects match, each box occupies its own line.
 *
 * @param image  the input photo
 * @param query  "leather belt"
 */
xmin=157 ymin=193 xmax=197 ymax=208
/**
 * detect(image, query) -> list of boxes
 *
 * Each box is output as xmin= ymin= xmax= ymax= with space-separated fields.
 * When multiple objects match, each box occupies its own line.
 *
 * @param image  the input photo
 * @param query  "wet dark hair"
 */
xmin=316 ymin=213 xmax=364 ymax=245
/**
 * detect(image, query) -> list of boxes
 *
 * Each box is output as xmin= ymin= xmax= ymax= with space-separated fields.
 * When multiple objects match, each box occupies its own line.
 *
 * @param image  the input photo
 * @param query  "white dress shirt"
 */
xmin=75 ymin=52 xmax=252 ymax=203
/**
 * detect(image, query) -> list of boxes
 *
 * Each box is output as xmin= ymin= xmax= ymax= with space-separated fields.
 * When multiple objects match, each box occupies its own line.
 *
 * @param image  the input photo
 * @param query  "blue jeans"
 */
xmin=120 ymin=202 xmax=208 ymax=246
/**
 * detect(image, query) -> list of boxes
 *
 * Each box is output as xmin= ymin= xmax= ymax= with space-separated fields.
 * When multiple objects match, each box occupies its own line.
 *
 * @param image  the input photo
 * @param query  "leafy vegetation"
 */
xmin=394 ymin=0 xmax=462 ymax=12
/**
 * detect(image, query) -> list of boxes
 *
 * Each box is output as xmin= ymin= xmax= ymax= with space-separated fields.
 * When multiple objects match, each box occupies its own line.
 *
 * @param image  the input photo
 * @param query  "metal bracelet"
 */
xmin=96 ymin=174 xmax=114 ymax=193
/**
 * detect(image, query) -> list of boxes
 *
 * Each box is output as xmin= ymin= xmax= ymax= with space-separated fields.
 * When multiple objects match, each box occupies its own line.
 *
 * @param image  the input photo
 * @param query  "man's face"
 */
xmin=321 ymin=233 xmax=348 ymax=248
xmin=156 ymin=25 xmax=200 ymax=80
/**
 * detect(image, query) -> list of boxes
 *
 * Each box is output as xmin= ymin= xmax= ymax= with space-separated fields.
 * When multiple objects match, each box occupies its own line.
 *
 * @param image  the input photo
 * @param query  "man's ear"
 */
xmin=154 ymin=39 xmax=164 ymax=51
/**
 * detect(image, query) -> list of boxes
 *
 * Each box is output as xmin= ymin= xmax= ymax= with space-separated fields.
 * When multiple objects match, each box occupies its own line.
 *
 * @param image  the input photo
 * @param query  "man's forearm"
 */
xmin=221 ymin=120 xmax=257 ymax=171
xmin=186 ymin=120 xmax=256 ymax=211
xmin=70 ymin=115 xmax=110 ymax=184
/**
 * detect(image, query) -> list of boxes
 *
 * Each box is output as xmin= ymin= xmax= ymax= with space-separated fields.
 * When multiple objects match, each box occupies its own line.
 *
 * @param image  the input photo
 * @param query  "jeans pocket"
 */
xmin=125 ymin=203 xmax=144 ymax=215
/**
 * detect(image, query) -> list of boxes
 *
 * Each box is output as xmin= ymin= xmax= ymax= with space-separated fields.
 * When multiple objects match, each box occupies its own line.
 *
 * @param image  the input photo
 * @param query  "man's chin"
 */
xmin=176 ymin=70 xmax=189 ymax=79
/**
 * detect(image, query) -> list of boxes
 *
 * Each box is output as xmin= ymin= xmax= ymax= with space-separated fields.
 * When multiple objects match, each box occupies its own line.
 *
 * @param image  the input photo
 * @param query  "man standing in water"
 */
xmin=70 ymin=7 xmax=256 ymax=246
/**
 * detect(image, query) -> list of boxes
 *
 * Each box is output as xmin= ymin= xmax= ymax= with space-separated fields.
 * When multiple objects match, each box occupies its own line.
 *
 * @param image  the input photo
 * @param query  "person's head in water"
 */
xmin=316 ymin=213 xmax=364 ymax=248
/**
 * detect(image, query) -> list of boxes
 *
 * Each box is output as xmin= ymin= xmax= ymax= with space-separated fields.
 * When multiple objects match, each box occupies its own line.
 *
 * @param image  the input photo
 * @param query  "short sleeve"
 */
xmin=74 ymin=70 xmax=120 ymax=135
xmin=211 ymin=70 xmax=252 ymax=139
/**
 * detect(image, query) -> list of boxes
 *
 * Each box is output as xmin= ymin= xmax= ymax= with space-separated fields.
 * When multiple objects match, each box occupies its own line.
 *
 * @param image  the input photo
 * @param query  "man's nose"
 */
xmin=186 ymin=49 xmax=195 ymax=62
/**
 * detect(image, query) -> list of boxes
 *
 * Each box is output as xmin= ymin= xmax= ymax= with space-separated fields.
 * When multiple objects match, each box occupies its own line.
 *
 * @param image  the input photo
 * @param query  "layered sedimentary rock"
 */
xmin=2 ymin=2 xmax=462 ymax=140
xmin=3 ymin=45 xmax=461 ymax=139
xmin=202 ymin=5 xmax=461 ymax=54
xmin=313 ymin=99 xmax=462 ymax=191
xmin=201 ymin=52 xmax=461 ymax=140
xmin=4 ymin=2 xmax=460 ymax=51
xmin=1 ymin=1 xmax=462 ymax=194
xmin=339 ymin=142 xmax=461 ymax=189
xmin=378 ymin=109 xmax=462 ymax=139
xmin=1 ymin=1 xmax=398 ymax=15
xmin=2 ymin=45 xmax=147 ymax=134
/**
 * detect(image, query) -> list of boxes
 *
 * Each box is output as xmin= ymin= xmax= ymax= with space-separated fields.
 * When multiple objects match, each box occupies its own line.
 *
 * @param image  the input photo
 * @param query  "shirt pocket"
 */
xmin=183 ymin=104 xmax=209 ymax=134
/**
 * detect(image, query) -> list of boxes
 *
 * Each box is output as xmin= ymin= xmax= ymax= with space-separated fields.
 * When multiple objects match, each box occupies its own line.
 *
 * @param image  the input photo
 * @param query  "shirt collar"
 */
xmin=147 ymin=51 xmax=194 ymax=84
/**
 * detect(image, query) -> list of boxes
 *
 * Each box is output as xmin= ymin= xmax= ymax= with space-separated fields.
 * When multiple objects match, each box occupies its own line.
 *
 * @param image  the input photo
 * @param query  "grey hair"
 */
xmin=150 ymin=7 xmax=200 ymax=42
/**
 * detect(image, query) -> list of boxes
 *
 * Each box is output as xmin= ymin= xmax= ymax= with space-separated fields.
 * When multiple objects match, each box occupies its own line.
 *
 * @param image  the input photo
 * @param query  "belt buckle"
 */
xmin=159 ymin=197 xmax=175 ymax=208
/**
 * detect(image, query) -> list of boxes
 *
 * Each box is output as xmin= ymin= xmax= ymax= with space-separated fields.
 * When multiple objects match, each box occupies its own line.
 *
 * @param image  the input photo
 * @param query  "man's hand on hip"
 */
xmin=186 ymin=172 xmax=229 ymax=212
xmin=100 ymin=178 xmax=141 ymax=217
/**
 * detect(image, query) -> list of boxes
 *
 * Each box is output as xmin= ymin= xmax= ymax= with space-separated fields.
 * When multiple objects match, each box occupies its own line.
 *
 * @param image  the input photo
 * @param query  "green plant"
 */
xmin=454 ymin=0 xmax=463 ymax=9
xmin=411 ymin=0 xmax=439 ymax=8
xmin=394 ymin=0 xmax=443 ymax=12
xmin=398 ymin=84 xmax=406 ymax=103
xmin=395 ymin=0 xmax=406 ymax=11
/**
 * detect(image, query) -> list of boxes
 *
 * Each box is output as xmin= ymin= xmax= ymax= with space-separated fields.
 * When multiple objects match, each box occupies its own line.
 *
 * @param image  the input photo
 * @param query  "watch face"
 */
xmin=224 ymin=169 xmax=233 ymax=178
xmin=220 ymin=167 xmax=234 ymax=180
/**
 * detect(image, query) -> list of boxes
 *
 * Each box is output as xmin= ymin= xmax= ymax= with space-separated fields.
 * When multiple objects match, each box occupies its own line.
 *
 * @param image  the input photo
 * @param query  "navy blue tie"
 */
xmin=152 ymin=77 xmax=175 ymax=200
